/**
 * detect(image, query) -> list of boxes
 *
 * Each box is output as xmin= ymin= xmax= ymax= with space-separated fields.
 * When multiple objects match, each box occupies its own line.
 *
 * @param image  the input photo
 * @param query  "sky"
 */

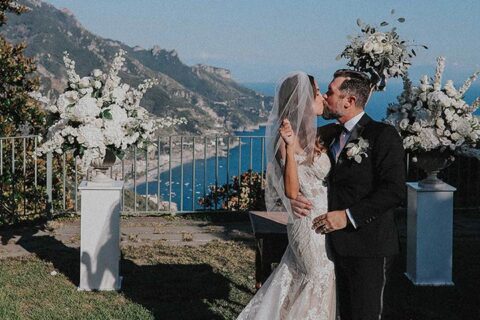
xmin=45 ymin=0 xmax=480 ymax=84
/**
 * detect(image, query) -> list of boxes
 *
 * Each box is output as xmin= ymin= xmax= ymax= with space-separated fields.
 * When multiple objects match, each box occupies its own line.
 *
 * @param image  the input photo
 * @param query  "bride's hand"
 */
xmin=279 ymin=119 xmax=295 ymax=146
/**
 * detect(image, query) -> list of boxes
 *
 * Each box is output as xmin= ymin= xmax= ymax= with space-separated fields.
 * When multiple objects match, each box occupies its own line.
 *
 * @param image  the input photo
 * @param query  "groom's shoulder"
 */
xmin=366 ymin=118 xmax=398 ymax=136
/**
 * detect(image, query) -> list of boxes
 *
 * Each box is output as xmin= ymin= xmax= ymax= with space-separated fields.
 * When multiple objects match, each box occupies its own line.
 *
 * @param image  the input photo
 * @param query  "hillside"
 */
xmin=2 ymin=0 xmax=272 ymax=134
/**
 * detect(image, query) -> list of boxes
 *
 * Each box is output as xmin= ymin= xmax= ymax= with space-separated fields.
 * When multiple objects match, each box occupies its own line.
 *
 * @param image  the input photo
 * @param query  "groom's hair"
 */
xmin=333 ymin=69 xmax=371 ymax=109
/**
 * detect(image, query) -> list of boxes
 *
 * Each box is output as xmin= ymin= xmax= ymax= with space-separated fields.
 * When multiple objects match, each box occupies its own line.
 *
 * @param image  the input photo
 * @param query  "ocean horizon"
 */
xmin=243 ymin=82 xmax=480 ymax=123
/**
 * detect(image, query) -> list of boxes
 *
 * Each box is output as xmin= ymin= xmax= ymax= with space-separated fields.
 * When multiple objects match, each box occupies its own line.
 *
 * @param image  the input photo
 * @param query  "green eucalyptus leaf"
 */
xmin=102 ymin=109 xmax=112 ymax=120
xmin=380 ymin=21 xmax=389 ymax=27
xmin=398 ymin=17 xmax=405 ymax=23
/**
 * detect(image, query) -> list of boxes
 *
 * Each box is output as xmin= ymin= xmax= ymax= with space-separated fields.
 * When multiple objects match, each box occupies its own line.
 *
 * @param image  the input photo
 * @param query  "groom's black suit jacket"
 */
xmin=319 ymin=114 xmax=406 ymax=257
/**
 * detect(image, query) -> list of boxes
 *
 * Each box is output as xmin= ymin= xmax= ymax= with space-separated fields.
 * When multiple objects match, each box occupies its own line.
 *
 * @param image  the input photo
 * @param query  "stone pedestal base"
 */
xmin=405 ymin=182 xmax=455 ymax=286
xmin=78 ymin=180 xmax=123 ymax=291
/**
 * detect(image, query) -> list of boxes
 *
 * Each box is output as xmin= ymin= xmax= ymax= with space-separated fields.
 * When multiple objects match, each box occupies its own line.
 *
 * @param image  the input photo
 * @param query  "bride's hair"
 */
xmin=277 ymin=74 xmax=327 ymax=155
xmin=265 ymin=71 xmax=324 ymax=215
xmin=277 ymin=74 xmax=317 ymax=116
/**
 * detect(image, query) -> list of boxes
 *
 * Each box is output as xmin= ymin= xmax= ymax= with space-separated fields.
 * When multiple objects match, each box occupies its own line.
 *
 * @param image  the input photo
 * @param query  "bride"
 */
xmin=237 ymin=71 xmax=336 ymax=320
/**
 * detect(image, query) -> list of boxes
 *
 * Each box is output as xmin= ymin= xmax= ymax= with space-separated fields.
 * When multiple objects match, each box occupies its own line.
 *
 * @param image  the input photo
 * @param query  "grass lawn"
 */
xmin=0 ymin=215 xmax=479 ymax=319
xmin=0 ymin=240 xmax=256 ymax=320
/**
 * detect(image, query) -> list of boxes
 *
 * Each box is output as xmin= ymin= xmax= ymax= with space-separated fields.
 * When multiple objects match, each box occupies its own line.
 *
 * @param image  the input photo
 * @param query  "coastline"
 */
xmin=120 ymin=137 xmax=245 ymax=189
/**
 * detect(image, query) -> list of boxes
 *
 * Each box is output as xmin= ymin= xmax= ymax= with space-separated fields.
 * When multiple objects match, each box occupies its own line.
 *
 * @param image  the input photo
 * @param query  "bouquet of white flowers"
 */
xmin=385 ymin=57 xmax=480 ymax=157
xmin=38 ymin=49 xmax=186 ymax=170
xmin=338 ymin=12 xmax=426 ymax=90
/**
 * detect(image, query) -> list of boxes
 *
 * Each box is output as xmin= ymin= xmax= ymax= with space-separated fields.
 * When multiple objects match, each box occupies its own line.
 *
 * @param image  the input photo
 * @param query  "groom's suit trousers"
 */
xmin=334 ymin=254 xmax=396 ymax=320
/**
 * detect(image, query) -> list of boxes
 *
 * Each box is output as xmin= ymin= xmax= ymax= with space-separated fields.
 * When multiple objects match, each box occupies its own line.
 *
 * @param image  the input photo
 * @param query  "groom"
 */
xmin=292 ymin=69 xmax=406 ymax=319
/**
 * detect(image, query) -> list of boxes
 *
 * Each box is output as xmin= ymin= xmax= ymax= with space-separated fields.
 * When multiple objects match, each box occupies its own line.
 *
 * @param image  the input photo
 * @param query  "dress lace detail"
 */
xmin=237 ymin=153 xmax=336 ymax=320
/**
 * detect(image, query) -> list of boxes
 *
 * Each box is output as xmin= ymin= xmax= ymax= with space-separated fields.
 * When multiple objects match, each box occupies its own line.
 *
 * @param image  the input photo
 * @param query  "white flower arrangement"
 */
xmin=338 ymin=12 xmax=426 ymax=91
xmin=37 ymin=49 xmax=187 ymax=170
xmin=345 ymin=137 xmax=369 ymax=163
xmin=385 ymin=57 xmax=480 ymax=158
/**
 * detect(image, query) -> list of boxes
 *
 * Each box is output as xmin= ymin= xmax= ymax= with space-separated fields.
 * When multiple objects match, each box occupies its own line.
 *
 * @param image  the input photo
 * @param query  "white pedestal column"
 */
xmin=405 ymin=182 xmax=456 ymax=286
xmin=78 ymin=180 xmax=123 ymax=291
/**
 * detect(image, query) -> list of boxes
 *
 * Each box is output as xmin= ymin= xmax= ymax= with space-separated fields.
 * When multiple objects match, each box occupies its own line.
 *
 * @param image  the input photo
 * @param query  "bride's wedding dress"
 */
xmin=238 ymin=152 xmax=336 ymax=320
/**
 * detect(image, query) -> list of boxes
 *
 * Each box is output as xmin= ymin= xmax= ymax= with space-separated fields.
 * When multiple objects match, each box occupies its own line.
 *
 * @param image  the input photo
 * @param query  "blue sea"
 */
xmin=137 ymin=82 xmax=480 ymax=211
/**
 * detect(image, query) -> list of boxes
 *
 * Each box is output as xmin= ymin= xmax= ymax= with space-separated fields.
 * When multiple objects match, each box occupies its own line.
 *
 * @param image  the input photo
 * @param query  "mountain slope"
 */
xmin=2 ymin=0 xmax=272 ymax=134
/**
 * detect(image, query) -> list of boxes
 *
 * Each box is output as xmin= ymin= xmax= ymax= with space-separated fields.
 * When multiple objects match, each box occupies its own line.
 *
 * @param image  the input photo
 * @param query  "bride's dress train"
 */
xmin=237 ymin=153 xmax=336 ymax=320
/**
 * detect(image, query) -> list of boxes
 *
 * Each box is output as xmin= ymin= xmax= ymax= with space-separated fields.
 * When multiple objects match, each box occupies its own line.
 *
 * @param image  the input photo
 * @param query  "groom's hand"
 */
xmin=290 ymin=194 xmax=313 ymax=218
xmin=312 ymin=210 xmax=348 ymax=234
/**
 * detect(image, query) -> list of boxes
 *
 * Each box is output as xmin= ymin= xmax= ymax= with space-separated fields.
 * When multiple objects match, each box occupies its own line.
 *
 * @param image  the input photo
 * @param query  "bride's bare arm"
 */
xmin=279 ymin=119 xmax=300 ymax=199
xmin=284 ymin=144 xmax=300 ymax=199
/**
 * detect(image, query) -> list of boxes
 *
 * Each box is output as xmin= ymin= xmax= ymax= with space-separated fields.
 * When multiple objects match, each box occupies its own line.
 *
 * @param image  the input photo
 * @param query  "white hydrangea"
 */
xmin=108 ymin=104 xmax=129 ymax=125
xmin=385 ymin=56 xmax=480 ymax=156
xmin=67 ymin=95 xmax=100 ymax=122
xmin=103 ymin=122 xmax=125 ymax=148
xmin=56 ymin=91 xmax=79 ymax=115
xmin=39 ymin=49 xmax=186 ymax=172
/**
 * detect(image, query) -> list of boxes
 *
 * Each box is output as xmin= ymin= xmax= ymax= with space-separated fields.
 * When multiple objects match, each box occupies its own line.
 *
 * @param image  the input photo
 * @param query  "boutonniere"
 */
xmin=345 ymin=137 xmax=369 ymax=163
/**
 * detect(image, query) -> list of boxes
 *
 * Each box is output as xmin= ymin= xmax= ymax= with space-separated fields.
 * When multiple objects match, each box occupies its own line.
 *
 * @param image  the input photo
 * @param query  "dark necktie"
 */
xmin=334 ymin=126 xmax=349 ymax=161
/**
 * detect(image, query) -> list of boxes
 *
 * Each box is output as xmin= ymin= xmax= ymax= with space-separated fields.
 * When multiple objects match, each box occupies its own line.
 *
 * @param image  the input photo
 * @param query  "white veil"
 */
xmin=265 ymin=71 xmax=318 ymax=221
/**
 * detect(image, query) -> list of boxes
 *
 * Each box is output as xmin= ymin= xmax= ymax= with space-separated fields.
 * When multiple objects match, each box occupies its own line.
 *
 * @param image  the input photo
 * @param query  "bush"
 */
xmin=198 ymin=170 xmax=266 ymax=211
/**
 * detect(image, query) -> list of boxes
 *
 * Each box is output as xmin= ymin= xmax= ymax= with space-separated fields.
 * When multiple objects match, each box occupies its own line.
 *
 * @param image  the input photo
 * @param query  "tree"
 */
xmin=0 ymin=1 xmax=72 ymax=225
xmin=0 ymin=0 xmax=45 ymax=137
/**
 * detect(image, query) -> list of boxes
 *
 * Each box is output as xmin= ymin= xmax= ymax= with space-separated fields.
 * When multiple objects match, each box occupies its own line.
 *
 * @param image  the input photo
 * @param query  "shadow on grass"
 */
xmin=381 ymin=239 xmax=480 ymax=320
xmin=2 ymin=225 xmax=232 ymax=319
xmin=2 ymin=212 xmax=479 ymax=319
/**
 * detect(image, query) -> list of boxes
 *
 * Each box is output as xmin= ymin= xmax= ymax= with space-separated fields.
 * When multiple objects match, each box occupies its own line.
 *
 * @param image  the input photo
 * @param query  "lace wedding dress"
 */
xmin=237 ymin=152 xmax=336 ymax=320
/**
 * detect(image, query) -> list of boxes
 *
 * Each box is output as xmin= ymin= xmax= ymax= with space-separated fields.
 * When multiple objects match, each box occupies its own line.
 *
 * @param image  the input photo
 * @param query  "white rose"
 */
xmin=403 ymin=136 xmax=416 ymax=150
xmin=399 ymin=119 xmax=409 ymax=130
xmin=78 ymin=77 xmax=91 ymax=89
xmin=411 ymin=122 xmax=422 ymax=132
xmin=451 ymin=132 xmax=461 ymax=141
xmin=383 ymin=43 xmax=393 ymax=54
xmin=346 ymin=145 xmax=360 ymax=157
xmin=444 ymin=109 xmax=454 ymax=122
xmin=436 ymin=118 xmax=445 ymax=130
xmin=76 ymin=135 xmax=85 ymax=144
xmin=93 ymin=69 xmax=103 ymax=78
xmin=93 ymin=81 xmax=102 ymax=89
xmin=372 ymin=42 xmax=384 ymax=54
xmin=450 ymin=120 xmax=458 ymax=131
xmin=363 ymin=41 xmax=374 ymax=53
xmin=79 ymin=88 xmax=93 ymax=96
